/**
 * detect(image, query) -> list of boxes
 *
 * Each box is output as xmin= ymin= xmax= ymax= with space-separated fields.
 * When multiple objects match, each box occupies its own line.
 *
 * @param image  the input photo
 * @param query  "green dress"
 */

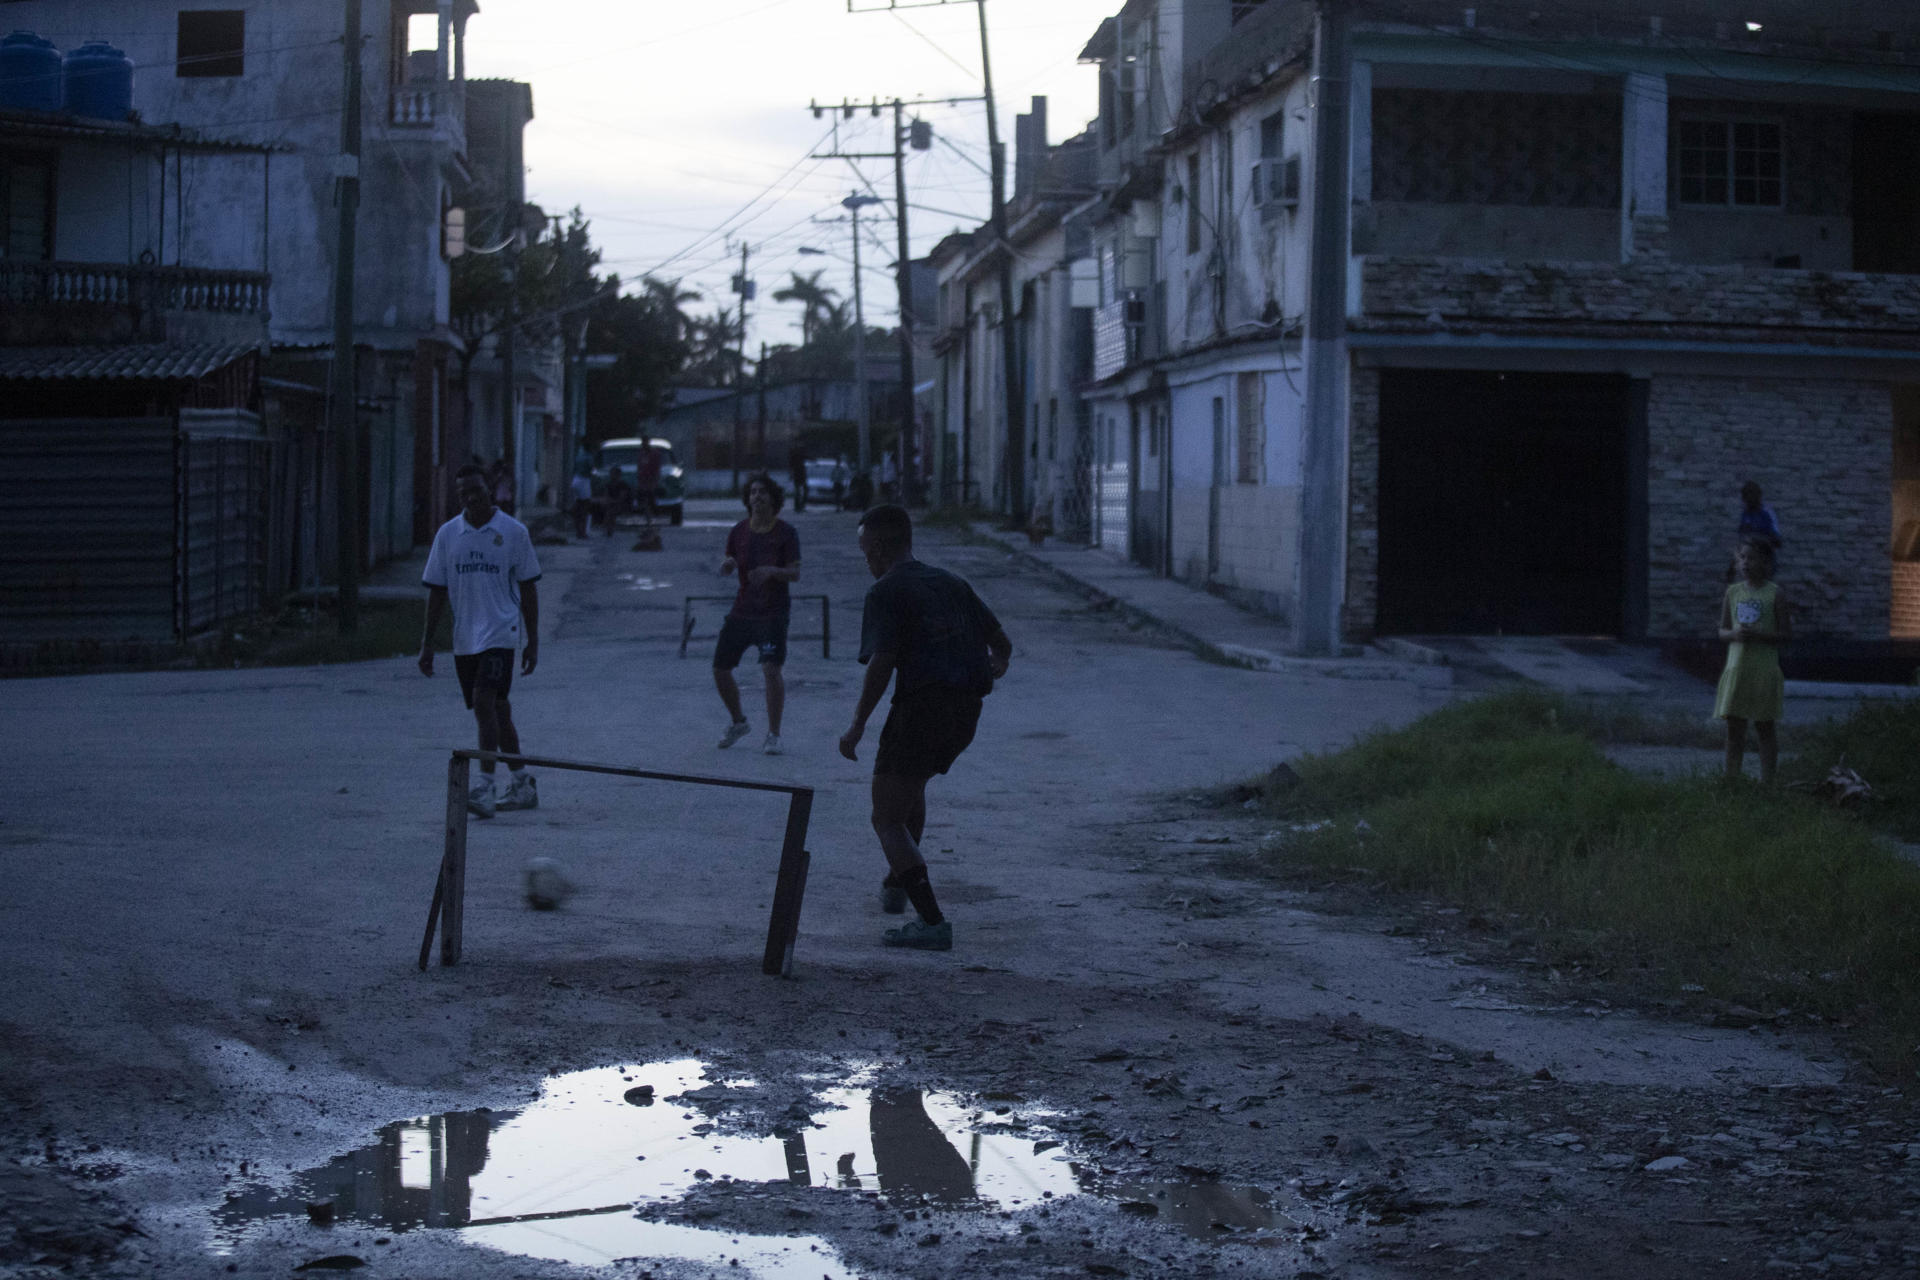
xmin=1714 ymin=581 xmax=1784 ymax=722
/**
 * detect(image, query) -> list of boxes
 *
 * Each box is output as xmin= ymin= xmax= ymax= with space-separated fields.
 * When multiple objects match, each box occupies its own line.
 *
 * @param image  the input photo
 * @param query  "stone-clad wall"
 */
xmin=1361 ymin=258 xmax=1920 ymax=333
xmin=1648 ymin=374 xmax=1891 ymax=639
xmin=1344 ymin=367 xmax=1381 ymax=639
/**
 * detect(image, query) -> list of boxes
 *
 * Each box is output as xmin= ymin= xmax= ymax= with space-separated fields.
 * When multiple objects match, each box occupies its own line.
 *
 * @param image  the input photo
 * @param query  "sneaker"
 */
xmin=717 ymin=720 xmax=751 ymax=749
xmin=879 ymin=876 xmax=908 ymax=915
xmin=497 ymin=771 xmax=538 ymax=811
xmin=466 ymin=773 xmax=497 ymax=820
xmin=762 ymin=733 xmax=783 ymax=756
xmin=882 ymin=918 xmax=952 ymax=951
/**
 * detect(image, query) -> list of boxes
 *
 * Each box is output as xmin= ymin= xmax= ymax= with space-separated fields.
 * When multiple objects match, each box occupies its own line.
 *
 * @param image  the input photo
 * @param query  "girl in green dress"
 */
xmin=1715 ymin=539 xmax=1791 ymax=782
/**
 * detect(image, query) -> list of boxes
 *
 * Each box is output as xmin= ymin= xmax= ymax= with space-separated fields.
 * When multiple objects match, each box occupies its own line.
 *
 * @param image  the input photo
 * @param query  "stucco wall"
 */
xmin=1668 ymin=212 xmax=1852 ymax=270
xmin=1647 ymin=373 xmax=1891 ymax=639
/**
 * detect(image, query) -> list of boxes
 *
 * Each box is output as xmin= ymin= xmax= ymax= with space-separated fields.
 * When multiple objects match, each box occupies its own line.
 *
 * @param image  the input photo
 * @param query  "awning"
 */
xmin=0 ymin=343 xmax=260 ymax=382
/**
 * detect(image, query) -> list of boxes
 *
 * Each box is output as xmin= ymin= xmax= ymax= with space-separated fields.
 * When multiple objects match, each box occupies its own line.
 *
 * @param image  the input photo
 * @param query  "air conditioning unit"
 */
xmin=1252 ymin=155 xmax=1301 ymax=214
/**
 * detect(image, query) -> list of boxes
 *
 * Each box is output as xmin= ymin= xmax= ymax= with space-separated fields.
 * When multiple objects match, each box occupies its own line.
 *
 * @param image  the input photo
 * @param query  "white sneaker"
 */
xmin=762 ymin=733 xmax=783 ymax=755
xmin=718 ymin=720 xmax=751 ymax=749
xmin=466 ymin=773 xmax=497 ymax=819
xmin=498 ymin=771 xmax=538 ymax=811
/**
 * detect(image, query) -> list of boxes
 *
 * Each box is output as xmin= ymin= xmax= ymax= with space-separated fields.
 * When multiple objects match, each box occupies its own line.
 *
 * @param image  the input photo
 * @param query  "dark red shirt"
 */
xmin=726 ymin=519 xmax=800 ymax=620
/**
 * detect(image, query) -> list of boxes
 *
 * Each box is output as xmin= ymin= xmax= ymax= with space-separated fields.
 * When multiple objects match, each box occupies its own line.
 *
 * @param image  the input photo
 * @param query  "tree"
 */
xmin=583 ymin=275 xmax=701 ymax=440
xmin=771 ymin=270 xmax=838 ymax=349
xmin=683 ymin=307 xmax=746 ymax=388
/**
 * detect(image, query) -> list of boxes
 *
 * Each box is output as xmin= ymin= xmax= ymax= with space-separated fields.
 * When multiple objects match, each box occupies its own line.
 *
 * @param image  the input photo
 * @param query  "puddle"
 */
xmin=612 ymin=573 xmax=673 ymax=591
xmin=214 ymin=1059 xmax=1286 ymax=1273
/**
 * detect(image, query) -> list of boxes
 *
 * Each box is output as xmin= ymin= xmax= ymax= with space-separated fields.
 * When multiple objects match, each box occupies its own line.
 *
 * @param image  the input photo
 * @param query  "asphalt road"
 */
xmin=3 ymin=499 xmax=1909 ymax=1279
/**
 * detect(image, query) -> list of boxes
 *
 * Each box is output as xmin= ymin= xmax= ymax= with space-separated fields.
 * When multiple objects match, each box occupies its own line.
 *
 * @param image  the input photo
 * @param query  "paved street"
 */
xmin=2 ymin=501 xmax=1905 ymax=1279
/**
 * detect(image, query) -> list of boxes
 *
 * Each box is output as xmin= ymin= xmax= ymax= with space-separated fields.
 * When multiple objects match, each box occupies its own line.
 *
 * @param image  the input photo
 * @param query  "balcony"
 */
xmin=387 ymin=81 xmax=466 ymax=156
xmin=0 ymin=260 xmax=270 ymax=347
xmin=1358 ymin=257 xmax=1920 ymax=343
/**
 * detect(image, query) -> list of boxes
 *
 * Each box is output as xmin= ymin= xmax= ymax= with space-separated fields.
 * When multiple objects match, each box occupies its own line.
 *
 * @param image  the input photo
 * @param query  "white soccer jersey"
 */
xmin=422 ymin=511 xmax=542 ymax=655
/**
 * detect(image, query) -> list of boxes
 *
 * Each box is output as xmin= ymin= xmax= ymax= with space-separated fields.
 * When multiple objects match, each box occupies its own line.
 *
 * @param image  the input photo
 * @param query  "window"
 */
xmin=1260 ymin=111 xmax=1284 ymax=160
xmin=1678 ymin=118 xmax=1782 ymax=207
xmin=1235 ymin=372 xmax=1264 ymax=484
xmin=1186 ymin=153 xmax=1203 ymax=254
xmin=177 ymin=11 xmax=244 ymax=77
xmin=1 ymin=153 xmax=54 ymax=261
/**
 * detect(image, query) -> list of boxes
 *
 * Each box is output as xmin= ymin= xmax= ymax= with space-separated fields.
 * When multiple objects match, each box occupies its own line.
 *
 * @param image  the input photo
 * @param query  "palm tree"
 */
xmin=772 ymin=270 xmax=839 ymax=349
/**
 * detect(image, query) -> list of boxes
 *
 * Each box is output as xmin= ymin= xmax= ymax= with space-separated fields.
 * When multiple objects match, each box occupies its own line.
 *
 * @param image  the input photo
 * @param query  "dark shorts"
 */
xmin=713 ymin=615 xmax=789 ymax=669
xmin=875 ymin=685 xmax=984 ymax=779
xmin=454 ymin=647 xmax=515 ymax=710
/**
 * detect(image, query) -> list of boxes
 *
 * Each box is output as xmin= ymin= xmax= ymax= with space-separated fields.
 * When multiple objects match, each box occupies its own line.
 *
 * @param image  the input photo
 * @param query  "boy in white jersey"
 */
xmin=419 ymin=463 xmax=542 ymax=818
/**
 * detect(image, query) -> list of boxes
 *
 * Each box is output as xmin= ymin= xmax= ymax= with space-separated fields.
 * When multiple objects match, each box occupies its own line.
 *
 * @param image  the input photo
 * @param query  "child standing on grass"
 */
xmin=1715 ymin=538 xmax=1791 ymax=782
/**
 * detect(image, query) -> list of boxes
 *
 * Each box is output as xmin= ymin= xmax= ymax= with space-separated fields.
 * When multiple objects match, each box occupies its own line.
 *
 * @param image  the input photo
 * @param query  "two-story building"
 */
xmin=1066 ymin=0 xmax=1920 ymax=652
xmin=0 ymin=43 xmax=281 ymax=650
xmin=929 ymin=98 xmax=1098 ymax=532
xmin=7 ymin=0 xmax=483 ymax=593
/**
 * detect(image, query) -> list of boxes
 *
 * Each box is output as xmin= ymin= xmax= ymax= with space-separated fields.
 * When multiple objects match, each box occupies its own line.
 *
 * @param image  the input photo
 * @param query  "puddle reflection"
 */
xmin=214 ymin=1059 xmax=1277 ymax=1273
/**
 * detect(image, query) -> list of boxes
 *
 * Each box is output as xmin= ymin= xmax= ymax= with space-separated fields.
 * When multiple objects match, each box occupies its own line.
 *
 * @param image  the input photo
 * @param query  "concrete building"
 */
xmin=1065 ymin=0 xmax=1920 ymax=650
xmin=929 ymin=99 xmax=1097 ymax=527
xmin=10 ymin=0 xmax=481 ymax=571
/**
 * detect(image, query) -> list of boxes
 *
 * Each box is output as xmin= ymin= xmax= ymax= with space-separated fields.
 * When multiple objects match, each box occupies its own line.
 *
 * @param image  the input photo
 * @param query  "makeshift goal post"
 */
xmin=418 ymin=750 xmax=814 ymax=977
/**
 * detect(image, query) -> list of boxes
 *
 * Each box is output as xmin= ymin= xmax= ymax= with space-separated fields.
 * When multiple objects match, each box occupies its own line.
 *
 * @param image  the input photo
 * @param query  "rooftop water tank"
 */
xmin=0 ymin=31 xmax=62 ymax=113
xmin=63 ymin=40 xmax=132 ymax=121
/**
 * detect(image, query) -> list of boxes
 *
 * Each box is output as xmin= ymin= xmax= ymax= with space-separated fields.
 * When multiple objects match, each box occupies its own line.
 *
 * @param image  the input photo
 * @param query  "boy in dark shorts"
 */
xmin=713 ymin=472 xmax=801 ymax=755
xmin=838 ymin=504 xmax=1012 ymax=950
xmin=419 ymin=463 xmax=542 ymax=818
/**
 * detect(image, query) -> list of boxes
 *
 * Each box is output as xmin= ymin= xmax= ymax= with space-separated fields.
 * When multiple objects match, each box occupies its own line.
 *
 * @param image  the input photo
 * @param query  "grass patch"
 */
xmin=1784 ymin=700 xmax=1920 ymax=842
xmin=1551 ymin=696 xmax=1724 ymax=749
xmin=223 ymin=598 xmax=448 ymax=668
xmin=1245 ymin=689 xmax=1920 ymax=1075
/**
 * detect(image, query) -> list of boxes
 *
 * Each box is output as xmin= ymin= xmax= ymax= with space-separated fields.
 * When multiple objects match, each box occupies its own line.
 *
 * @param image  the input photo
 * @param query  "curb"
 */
xmin=967 ymin=525 xmax=1451 ymax=688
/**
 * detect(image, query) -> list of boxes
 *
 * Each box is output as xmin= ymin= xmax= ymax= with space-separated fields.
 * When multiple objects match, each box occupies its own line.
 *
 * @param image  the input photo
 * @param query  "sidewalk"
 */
xmin=962 ymin=522 xmax=1452 ymax=688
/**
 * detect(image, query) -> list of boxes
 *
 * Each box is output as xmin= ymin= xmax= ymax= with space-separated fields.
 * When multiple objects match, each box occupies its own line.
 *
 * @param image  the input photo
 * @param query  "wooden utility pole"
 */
xmin=731 ymin=241 xmax=751 ymax=489
xmin=330 ymin=0 xmax=363 ymax=633
xmin=891 ymin=99 xmax=917 ymax=501
xmin=977 ymin=0 xmax=1023 ymax=522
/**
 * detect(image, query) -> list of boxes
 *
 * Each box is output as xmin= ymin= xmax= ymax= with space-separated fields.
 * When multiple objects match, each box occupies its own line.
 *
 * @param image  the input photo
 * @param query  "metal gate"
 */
xmin=179 ymin=435 xmax=270 ymax=637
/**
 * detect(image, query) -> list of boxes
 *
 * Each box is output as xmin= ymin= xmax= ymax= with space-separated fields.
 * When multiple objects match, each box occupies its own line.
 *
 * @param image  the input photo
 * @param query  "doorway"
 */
xmin=1376 ymin=369 xmax=1632 ymax=634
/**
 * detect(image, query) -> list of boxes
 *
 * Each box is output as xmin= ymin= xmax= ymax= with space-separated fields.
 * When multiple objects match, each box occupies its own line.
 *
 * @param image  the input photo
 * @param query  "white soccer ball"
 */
xmin=524 ymin=857 xmax=572 ymax=911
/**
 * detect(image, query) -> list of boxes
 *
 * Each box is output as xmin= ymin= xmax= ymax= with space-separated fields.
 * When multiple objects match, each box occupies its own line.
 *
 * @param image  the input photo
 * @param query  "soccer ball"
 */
xmin=524 ymin=857 xmax=572 ymax=911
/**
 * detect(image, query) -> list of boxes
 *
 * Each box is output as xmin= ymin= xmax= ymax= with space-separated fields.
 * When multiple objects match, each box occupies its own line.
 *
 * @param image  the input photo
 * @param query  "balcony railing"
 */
xmin=391 ymin=86 xmax=436 ymax=126
xmin=0 ymin=260 xmax=268 ymax=313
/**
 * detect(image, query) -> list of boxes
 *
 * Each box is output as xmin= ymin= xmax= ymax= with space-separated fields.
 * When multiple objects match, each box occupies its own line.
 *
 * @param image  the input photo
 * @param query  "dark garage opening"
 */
xmin=1376 ymin=369 xmax=1633 ymax=635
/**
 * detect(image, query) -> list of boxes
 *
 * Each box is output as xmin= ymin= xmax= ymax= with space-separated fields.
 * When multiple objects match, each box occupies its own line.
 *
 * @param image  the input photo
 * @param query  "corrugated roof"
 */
xmin=0 ymin=344 xmax=259 ymax=382
xmin=0 ymin=108 xmax=288 ymax=154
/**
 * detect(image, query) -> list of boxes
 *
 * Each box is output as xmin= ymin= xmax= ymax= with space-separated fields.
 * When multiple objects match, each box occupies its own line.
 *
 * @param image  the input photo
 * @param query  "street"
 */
xmin=2 ymin=500 xmax=1912 ymax=1279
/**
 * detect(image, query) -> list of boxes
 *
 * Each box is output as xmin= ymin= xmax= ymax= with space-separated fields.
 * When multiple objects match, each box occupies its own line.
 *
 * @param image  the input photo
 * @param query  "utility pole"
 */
xmin=756 ymin=340 xmax=769 ymax=468
xmin=805 ymin=96 xmax=962 ymax=504
xmin=330 ymin=0 xmax=363 ymax=633
xmin=731 ymin=240 xmax=752 ymax=490
xmin=891 ymin=98 xmax=917 ymax=502
xmin=842 ymin=193 xmax=883 ymax=481
xmin=976 ymin=1 xmax=1023 ymax=521
xmin=1298 ymin=0 xmax=1351 ymax=655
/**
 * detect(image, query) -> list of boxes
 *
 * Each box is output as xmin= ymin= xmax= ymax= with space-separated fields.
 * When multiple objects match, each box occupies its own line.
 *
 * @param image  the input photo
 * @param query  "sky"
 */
xmin=461 ymin=0 xmax=1119 ymax=353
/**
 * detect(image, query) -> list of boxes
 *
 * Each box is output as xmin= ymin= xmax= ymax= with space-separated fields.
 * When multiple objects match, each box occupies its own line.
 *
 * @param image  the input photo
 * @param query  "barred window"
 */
xmin=1678 ymin=118 xmax=1782 ymax=207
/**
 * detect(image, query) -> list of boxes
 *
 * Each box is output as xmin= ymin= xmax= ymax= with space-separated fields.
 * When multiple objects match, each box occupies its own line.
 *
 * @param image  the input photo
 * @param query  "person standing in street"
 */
xmin=713 ymin=473 xmax=801 ymax=755
xmin=568 ymin=466 xmax=592 ymax=539
xmin=420 ymin=463 xmax=542 ymax=818
xmin=634 ymin=440 xmax=662 ymax=524
xmin=788 ymin=449 xmax=808 ymax=513
xmin=839 ymin=504 xmax=1012 ymax=951
xmin=1715 ymin=537 xmax=1791 ymax=783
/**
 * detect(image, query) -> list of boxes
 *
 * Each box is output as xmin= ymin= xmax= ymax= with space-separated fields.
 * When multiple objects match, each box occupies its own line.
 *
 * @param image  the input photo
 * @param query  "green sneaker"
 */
xmin=882 ymin=919 xmax=952 ymax=951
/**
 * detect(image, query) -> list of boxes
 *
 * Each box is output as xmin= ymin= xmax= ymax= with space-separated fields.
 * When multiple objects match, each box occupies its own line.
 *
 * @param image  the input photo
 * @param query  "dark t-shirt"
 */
xmin=859 ymin=559 xmax=1003 ymax=701
xmin=726 ymin=519 xmax=800 ymax=620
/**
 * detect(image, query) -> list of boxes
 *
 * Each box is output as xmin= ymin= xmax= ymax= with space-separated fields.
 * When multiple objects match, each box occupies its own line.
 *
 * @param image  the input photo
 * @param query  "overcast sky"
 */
xmin=462 ymin=0 xmax=1117 ymax=352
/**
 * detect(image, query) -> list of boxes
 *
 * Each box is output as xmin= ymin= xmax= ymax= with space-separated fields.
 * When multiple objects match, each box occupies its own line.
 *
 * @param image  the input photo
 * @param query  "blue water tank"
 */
xmin=0 ymin=31 xmax=62 ymax=113
xmin=62 ymin=40 xmax=133 ymax=121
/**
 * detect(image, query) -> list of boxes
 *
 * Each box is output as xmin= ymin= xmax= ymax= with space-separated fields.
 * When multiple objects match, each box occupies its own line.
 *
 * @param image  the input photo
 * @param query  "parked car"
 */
xmin=591 ymin=438 xmax=685 ymax=525
xmin=805 ymin=458 xmax=845 ymax=507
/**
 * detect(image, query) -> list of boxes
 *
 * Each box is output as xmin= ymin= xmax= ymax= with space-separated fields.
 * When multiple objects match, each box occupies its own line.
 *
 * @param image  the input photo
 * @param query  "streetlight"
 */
xmin=841 ymin=192 xmax=885 ymax=482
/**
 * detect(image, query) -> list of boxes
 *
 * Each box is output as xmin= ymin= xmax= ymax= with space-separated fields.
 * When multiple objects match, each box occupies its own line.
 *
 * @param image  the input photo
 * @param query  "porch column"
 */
xmin=1621 ymin=72 xmax=1668 ymax=261
xmin=436 ymin=1 xmax=452 ymax=82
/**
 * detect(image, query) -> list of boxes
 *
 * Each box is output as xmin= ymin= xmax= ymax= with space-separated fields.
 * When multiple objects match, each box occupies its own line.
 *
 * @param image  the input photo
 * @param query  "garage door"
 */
xmin=1376 ymin=370 xmax=1630 ymax=635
